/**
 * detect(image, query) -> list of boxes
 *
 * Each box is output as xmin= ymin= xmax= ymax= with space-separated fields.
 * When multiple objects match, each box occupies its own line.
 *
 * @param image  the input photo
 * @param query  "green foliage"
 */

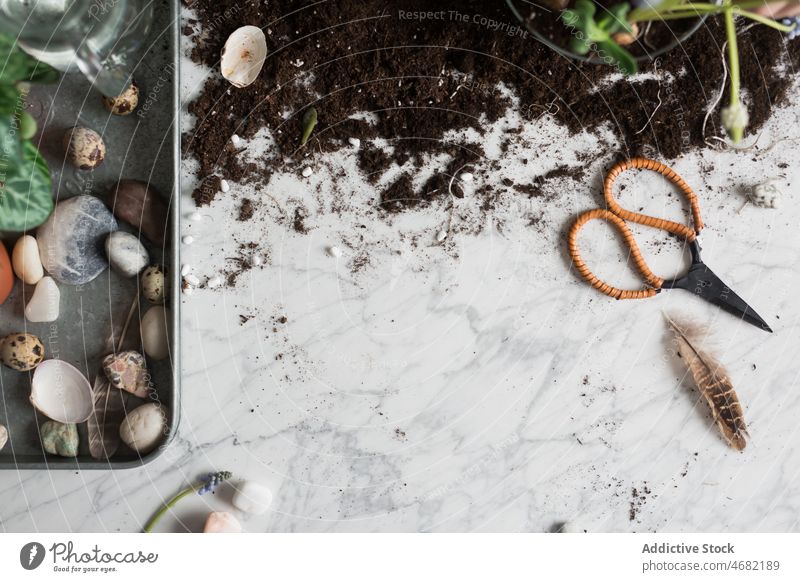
xmin=0 ymin=33 xmax=58 ymax=232
xmin=300 ymin=106 xmax=318 ymax=147
xmin=561 ymin=0 xmax=638 ymax=75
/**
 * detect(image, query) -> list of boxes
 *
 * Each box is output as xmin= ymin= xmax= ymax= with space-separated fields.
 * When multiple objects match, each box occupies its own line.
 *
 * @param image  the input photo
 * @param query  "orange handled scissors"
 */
xmin=567 ymin=158 xmax=772 ymax=333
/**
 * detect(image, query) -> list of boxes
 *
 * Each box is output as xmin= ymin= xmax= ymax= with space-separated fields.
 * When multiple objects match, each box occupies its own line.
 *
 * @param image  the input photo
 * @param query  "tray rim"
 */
xmin=0 ymin=1 xmax=181 ymax=471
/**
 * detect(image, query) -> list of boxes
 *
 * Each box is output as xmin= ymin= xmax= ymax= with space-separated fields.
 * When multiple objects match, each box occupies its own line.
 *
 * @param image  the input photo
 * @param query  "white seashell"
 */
xmin=30 ymin=359 xmax=94 ymax=423
xmin=232 ymin=481 xmax=273 ymax=515
xmin=749 ymin=181 xmax=782 ymax=209
xmin=221 ymin=26 xmax=267 ymax=88
xmin=12 ymin=235 xmax=44 ymax=285
xmin=141 ymin=306 xmax=170 ymax=360
xmin=24 ymin=277 xmax=60 ymax=322
xmin=119 ymin=402 xmax=167 ymax=454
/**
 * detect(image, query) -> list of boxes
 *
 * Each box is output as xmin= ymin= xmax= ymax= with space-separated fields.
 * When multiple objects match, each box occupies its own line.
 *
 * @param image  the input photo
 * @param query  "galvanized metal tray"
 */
xmin=0 ymin=2 xmax=180 ymax=469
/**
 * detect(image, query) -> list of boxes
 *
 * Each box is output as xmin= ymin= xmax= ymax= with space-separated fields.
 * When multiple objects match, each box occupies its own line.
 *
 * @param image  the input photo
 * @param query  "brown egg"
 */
xmin=0 ymin=333 xmax=45 ymax=372
xmin=63 ymin=126 xmax=106 ymax=170
xmin=102 ymin=82 xmax=139 ymax=115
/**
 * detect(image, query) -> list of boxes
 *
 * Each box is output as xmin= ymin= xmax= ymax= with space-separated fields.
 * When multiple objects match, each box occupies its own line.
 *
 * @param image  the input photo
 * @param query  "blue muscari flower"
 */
xmin=197 ymin=471 xmax=233 ymax=495
xmin=782 ymin=17 xmax=800 ymax=41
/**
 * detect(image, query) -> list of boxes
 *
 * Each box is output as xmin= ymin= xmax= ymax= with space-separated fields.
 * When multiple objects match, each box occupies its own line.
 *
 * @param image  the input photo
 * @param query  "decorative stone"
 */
xmin=119 ymin=402 xmax=167 ymax=454
xmin=203 ymin=511 xmax=242 ymax=533
xmin=221 ymin=26 xmax=267 ymax=88
xmin=105 ymin=231 xmax=148 ymax=278
xmin=63 ymin=126 xmax=105 ymax=170
xmin=749 ymin=181 xmax=782 ymax=209
xmin=12 ymin=235 xmax=44 ymax=285
xmin=102 ymin=81 xmax=139 ymax=115
xmin=102 ymin=351 xmax=149 ymax=397
xmin=109 ymin=180 xmax=168 ymax=245
xmin=141 ymin=265 xmax=166 ymax=304
xmin=37 ymin=195 xmax=117 ymax=285
xmin=24 ymin=276 xmax=60 ymax=323
xmin=0 ymin=242 xmax=12 ymax=305
xmin=141 ymin=306 xmax=170 ymax=360
xmin=0 ymin=333 xmax=45 ymax=371
xmin=40 ymin=420 xmax=79 ymax=457
xmin=0 ymin=424 xmax=7 ymax=451
xmin=232 ymin=481 xmax=273 ymax=515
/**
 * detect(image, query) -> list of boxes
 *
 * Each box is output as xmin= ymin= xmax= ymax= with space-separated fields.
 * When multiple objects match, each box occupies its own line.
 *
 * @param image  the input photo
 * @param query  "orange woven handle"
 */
xmin=568 ymin=209 xmax=662 ymax=300
xmin=604 ymin=158 xmax=703 ymax=241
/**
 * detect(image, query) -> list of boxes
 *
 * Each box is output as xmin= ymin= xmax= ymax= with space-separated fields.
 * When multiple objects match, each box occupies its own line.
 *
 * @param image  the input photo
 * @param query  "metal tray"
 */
xmin=0 ymin=2 xmax=180 ymax=470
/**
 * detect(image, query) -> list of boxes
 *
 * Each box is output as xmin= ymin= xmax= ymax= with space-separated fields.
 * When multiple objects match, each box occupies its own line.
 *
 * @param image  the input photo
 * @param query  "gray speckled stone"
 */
xmin=37 ymin=196 xmax=117 ymax=285
xmin=40 ymin=421 xmax=79 ymax=457
xmin=105 ymin=231 xmax=149 ymax=278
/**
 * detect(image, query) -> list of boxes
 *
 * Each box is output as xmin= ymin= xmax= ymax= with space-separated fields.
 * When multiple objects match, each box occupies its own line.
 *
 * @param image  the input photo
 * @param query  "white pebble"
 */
xmin=182 ymin=285 xmax=194 ymax=296
xmin=348 ymin=137 xmax=361 ymax=148
xmin=180 ymin=264 xmax=192 ymax=277
xmin=220 ymin=179 xmax=230 ymax=193
xmin=302 ymin=166 xmax=313 ymax=178
xmin=182 ymin=235 xmax=194 ymax=245
xmin=460 ymin=172 xmax=473 ymax=182
xmin=207 ymin=276 xmax=222 ymax=289
xmin=251 ymin=255 xmax=263 ymax=267
xmin=189 ymin=211 xmax=202 ymax=222
xmin=231 ymin=134 xmax=243 ymax=148
xmin=232 ymin=481 xmax=273 ymax=515
xmin=327 ymin=246 xmax=342 ymax=258
xmin=749 ymin=181 xmax=782 ymax=209
xmin=184 ymin=274 xmax=200 ymax=287
xmin=436 ymin=230 xmax=448 ymax=242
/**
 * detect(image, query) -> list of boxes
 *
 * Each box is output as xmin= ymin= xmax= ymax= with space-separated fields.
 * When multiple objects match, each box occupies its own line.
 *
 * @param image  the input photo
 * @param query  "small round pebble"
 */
xmin=184 ymin=274 xmax=200 ymax=287
xmin=141 ymin=306 xmax=170 ymax=360
xmin=460 ymin=172 xmax=473 ymax=182
xmin=231 ymin=134 xmax=243 ymax=148
xmin=327 ymin=246 xmax=342 ymax=258
xmin=182 ymin=235 xmax=195 ymax=245
xmin=232 ymin=481 xmax=273 ymax=515
xmin=302 ymin=166 xmax=313 ymax=177
xmin=348 ymin=137 xmax=361 ymax=147
xmin=119 ymin=402 xmax=167 ymax=454
xmin=251 ymin=255 xmax=263 ymax=266
xmin=436 ymin=230 xmax=448 ymax=242
xmin=220 ymin=179 xmax=230 ymax=193
xmin=180 ymin=264 xmax=192 ymax=277
xmin=41 ymin=421 xmax=79 ymax=457
xmin=207 ymin=276 xmax=222 ymax=288
xmin=189 ymin=211 xmax=202 ymax=222
xmin=106 ymin=231 xmax=149 ymax=278
xmin=63 ymin=126 xmax=105 ymax=170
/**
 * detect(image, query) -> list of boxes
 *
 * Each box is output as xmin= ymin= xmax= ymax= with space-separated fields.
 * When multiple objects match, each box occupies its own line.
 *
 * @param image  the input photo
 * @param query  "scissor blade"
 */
xmin=680 ymin=262 xmax=773 ymax=333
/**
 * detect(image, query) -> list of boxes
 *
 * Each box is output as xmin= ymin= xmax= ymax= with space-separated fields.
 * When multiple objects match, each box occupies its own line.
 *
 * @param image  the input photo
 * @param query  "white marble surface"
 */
xmin=3 ymin=20 xmax=800 ymax=533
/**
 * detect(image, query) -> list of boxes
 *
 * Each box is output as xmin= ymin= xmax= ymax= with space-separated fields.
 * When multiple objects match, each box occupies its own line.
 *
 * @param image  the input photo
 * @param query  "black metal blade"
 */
xmin=675 ymin=262 xmax=773 ymax=333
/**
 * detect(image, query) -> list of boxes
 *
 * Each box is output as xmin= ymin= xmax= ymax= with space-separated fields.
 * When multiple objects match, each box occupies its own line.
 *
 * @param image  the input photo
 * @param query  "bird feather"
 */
xmin=665 ymin=314 xmax=748 ymax=451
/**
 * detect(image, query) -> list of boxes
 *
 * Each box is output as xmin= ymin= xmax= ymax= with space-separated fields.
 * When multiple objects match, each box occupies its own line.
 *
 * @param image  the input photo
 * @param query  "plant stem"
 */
xmin=724 ymin=0 xmax=744 ymax=143
xmin=142 ymin=486 xmax=197 ymax=533
xmin=630 ymin=6 xmax=794 ymax=31
xmin=630 ymin=0 xmax=796 ymax=23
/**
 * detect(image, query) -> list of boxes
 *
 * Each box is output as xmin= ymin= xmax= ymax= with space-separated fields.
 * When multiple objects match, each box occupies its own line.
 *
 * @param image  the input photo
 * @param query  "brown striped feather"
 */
xmin=665 ymin=315 xmax=748 ymax=451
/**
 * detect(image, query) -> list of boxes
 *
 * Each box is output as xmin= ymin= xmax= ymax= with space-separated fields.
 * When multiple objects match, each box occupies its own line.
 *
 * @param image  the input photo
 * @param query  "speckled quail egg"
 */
xmin=102 ymin=82 xmax=139 ymax=115
xmin=0 ymin=332 xmax=45 ymax=372
xmin=141 ymin=264 xmax=166 ymax=304
xmin=63 ymin=126 xmax=106 ymax=170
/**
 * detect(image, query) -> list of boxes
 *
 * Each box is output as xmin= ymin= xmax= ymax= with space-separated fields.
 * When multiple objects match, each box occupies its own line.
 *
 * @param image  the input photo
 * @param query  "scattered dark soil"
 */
xmin=183 ymin=0 xmax=799 ymax=212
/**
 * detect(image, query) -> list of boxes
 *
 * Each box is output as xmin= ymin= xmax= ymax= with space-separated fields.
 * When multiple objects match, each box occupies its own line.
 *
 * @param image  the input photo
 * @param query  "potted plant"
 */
xmin=0 ymin=33 xmax=59 ymax=232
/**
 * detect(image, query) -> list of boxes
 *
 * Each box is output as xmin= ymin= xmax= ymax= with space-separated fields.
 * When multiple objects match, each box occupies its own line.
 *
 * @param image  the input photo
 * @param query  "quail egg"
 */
xmin=141 ymin=264 xmax=166 ymax=304
xmin=63 ymin=126 xmax=106 ymax=170
xmin=102 ymin=81 xmax=139 ymax=115
xmin=0 ymin=332 xmax=45 ymax=372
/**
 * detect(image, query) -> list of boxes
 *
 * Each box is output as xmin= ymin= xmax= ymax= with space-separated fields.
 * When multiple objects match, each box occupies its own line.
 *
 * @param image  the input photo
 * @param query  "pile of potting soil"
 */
xmin=182 ymin=0 xmax=799 ymax=211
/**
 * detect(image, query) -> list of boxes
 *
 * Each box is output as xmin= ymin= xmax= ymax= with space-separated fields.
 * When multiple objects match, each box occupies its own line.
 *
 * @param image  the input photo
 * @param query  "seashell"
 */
xmin=0 ymin=333 xmax=45 ymax=371
xmin=30 ymin=359 xmax=94 ymax=423
xmin=221 ymin=26 xmax=267 ymax=88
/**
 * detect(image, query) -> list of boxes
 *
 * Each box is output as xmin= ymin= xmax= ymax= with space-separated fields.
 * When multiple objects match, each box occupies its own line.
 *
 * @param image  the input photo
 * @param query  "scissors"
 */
xmin=567 ymin=158 xmax=772 ymax=333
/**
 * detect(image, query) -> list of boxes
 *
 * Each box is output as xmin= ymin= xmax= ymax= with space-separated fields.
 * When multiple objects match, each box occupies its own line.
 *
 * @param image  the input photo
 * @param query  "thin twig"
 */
xmin=634 ymin=89 xmax=662 ymax=135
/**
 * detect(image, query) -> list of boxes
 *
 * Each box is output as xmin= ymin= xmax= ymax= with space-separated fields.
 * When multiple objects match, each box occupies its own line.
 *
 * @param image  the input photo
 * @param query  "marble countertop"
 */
xmin=3 ymin=19 xmax=800 ymax=533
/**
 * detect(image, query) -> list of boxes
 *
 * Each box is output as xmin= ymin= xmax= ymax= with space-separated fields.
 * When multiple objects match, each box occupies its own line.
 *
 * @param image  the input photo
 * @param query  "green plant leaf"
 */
xmin=0 ymin=117 xmax=53 ymax=232
xmin=0 ymin=33 xmax=60 ymax=85
xmin=598 ymin=4 xmax=633 ymax=34
xmin=599 ymin=40 xmax=638 ymax=75
xmin=0 ymin=83 xmax=21 ymax=116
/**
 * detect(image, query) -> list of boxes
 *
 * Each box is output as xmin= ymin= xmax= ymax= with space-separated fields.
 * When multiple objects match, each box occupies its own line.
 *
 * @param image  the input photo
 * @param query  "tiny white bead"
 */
xmin=251 ymin=255 xmax=263 ymax=266
xmin=220 ymin=179 xmax=230 ymax=193
xmin=231 ymin=134 xmax=243 ymax=148
xmin=348 ymin=137 xmax=361 ymax=148
xmin=207 ymin=276 xmax=222 ymax=288
xmin=460 ymin=172 xmax=473 ymax=182
xmin=182 ymin=286 xmax=194 ymax=296
xmin=302 ymin=166 xmax=313 ymax=178
xmin=182 ymin=235 xmax=194 ymax=245
xmin=436 ymin=230 xmax=448 ymax=242
xmin=189 ymin=211 xmax=202 ymax=222
xmin=180 ymin=264 xmax=192 ymax=277
xmin=184 ymin=274 xmax=200 ymax=287
xmin=327 ymin=246 xmax=342 ymax=258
